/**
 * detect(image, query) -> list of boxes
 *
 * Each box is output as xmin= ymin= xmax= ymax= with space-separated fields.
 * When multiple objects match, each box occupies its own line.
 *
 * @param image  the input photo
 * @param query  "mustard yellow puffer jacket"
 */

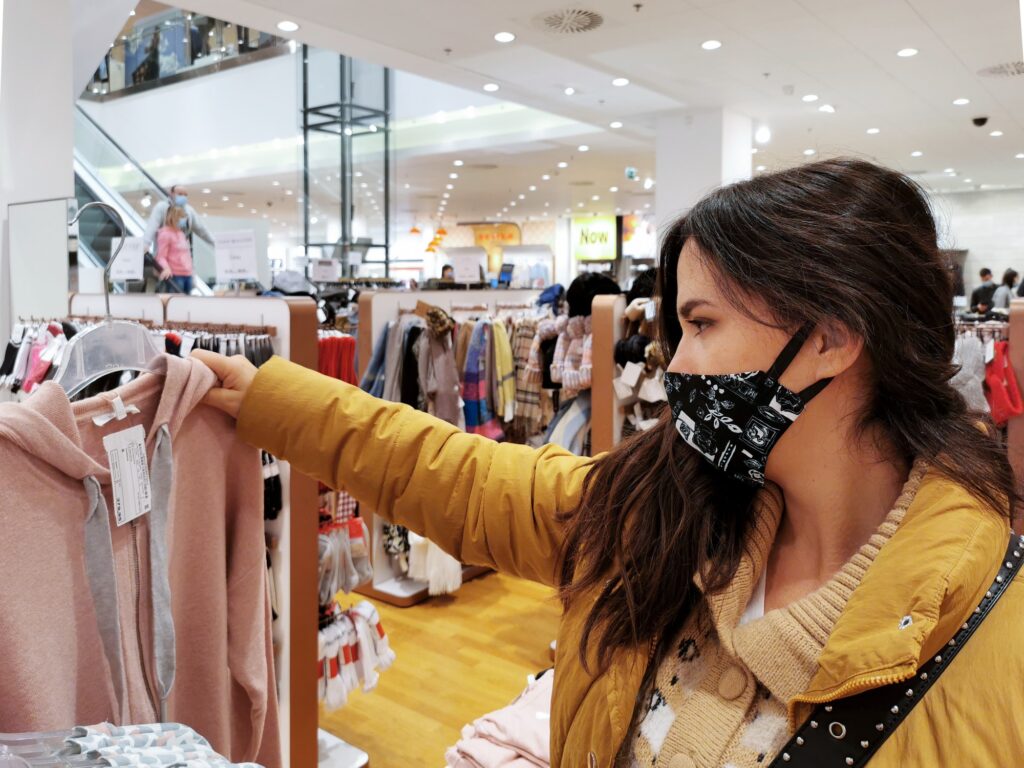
xmin=238 ymin=357 xmax=1024 ymax=767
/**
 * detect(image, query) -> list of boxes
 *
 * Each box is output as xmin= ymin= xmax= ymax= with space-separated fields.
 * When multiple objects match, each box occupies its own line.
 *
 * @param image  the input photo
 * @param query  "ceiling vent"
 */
xmin=978 ymin=61 xmax=1024 ymax=78
xmin=536 ymin=8 xmax=604 ymax=35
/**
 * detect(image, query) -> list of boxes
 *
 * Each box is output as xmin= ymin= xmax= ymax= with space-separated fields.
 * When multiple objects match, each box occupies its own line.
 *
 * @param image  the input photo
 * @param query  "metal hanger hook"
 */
xmin=68 ymin=200 xmax=126 ymax=320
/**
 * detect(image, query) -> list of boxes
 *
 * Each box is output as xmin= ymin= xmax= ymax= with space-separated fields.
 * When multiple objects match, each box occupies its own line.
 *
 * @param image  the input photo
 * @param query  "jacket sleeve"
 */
xmin=188 ymin=205 xmax=216 ymax=245
xmin=236 ymin=357 xmax=593 ymax=586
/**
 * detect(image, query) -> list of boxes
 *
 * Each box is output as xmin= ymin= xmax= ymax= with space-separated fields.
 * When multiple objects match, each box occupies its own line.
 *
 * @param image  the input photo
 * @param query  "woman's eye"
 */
xmin=684 ymin=319 xmax=711 ymax=335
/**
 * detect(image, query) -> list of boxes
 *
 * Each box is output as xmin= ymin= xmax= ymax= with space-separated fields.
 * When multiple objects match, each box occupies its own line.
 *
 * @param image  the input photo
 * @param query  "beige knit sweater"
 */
xmin=631 ymin=461 xmax=927 ymax=768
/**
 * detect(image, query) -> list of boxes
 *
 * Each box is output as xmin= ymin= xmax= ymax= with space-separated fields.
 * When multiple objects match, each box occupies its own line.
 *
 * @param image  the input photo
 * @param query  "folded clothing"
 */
xmin=446 ymin=671 xmax=553 ymax=768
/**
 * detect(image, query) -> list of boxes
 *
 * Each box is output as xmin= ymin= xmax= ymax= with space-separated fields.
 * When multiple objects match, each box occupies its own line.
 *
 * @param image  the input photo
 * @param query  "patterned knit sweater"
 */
xmin=631 ymin=461 xmax=927 ymax=768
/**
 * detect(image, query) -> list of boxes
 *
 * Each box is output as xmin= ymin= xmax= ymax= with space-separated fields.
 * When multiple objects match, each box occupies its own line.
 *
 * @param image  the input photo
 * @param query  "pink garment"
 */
xmin=447 ymin=672 xmax=553 ymax=768
xmin=156 ymin=225 xmax=194 ymax=276
xmin=0 ymin=355 xmax=279 ymax=767
xmin=21 ymin=324 xmax=63 ymax=394
xmin=550 ymin=316 xmax=592 ymax=399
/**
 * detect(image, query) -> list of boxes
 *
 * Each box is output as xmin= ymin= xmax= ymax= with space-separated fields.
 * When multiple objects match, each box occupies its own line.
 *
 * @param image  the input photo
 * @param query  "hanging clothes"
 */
xmin=551 ymin=315 xmax=593 ymax=399
xmin=463 ymin=322 xmax=505 ymax=441
xmin=359 ymin=321 xmax=391 ymax=397
xmin=0 ymin=354 xmax=279 ymax=767
xmin=984 ymin=340 xmax=1023 ymax=425
xmin=416 ymin=325 xmax=463 ymax=428
xmin=951 ymin=334 xmax=989 ymax=413
xmin=491 ymin=320 xmax=516 ymax=423
xmin=544 ymin=390 xmax=592 ymax=456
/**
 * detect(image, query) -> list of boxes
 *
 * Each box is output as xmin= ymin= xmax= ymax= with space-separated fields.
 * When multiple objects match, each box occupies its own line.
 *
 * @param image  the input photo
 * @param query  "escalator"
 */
xmin=73 ymin=105 xmax=212 ymax=295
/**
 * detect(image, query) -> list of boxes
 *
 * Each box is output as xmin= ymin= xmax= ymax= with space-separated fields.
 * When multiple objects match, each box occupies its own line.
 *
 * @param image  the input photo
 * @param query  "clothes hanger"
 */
xmin=51 ymin=202 xmax=164 ymax=399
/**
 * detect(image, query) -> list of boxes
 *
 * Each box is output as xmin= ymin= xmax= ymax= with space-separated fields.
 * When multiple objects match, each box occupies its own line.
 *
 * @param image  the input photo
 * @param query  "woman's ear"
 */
xmin=814 ymin=322 xmax=864 ymax=379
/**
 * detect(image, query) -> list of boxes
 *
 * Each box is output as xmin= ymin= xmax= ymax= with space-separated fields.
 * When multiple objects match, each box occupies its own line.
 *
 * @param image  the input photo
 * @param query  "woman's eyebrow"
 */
xmin=678 ymin=299 xmax=715 ymax=317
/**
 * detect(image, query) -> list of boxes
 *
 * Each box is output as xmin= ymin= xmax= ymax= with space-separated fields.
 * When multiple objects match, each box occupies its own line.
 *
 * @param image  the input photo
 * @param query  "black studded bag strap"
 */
xmin=768 ymin=532 xmax=1022 ymax=768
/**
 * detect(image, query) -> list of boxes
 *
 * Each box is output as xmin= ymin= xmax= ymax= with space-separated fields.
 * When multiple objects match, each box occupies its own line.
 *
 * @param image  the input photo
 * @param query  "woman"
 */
xmin=155 ymin=204 xmax=195 ymax=294
xmin=992 ymin=268 xmax=1018 ymax=309
xmin=193 ymin=159 xmax=1024 ymax=767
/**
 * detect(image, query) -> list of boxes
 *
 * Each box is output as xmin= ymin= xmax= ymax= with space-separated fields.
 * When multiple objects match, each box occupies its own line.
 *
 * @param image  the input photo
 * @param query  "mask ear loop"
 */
xmin=766 ymin=324 xmax=814 ymax=382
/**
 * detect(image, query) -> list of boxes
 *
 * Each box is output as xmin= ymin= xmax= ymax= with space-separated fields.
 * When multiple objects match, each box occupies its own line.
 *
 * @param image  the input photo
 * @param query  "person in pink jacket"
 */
xmin=155 ymin=205 xmax=194 ymax=294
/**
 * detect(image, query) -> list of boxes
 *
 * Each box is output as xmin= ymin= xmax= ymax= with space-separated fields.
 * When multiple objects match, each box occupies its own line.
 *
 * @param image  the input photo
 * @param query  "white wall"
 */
xmin=1 ymin=0 xmax=75 ymax=342
xmin=930 ymin=189 xmax=1024 ymax=296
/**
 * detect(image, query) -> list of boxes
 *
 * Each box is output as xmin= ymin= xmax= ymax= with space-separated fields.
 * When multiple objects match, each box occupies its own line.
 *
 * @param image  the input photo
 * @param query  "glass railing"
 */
xmin=85 ymin=11 xmax=289 ymax=98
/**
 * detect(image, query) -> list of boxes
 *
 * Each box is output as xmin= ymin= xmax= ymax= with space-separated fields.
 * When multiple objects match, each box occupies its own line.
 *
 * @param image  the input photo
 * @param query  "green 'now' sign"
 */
xmin=572 ymin=216 xmax=617 ymax=261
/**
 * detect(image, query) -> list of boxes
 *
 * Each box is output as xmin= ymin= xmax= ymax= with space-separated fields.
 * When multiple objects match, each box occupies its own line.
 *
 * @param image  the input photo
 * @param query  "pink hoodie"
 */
xmin=0 ymin=355 xmax=279 ymax=767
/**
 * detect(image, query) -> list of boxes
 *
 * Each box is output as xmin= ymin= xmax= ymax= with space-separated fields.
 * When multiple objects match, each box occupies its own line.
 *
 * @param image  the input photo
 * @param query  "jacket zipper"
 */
xmin=788 ymin=669 xmax=914 ymax=730
xmin=130 ymin=519 xmax=159 ymax=715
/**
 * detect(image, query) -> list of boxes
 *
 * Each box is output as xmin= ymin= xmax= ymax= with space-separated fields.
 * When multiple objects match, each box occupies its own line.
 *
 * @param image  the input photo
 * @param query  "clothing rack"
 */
xmin=355 ymin=289 xmax=541 ymax=607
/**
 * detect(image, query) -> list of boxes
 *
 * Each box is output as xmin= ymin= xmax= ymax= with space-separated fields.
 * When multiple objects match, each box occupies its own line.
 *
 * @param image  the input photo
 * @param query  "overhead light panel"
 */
xmin=803 ymin=149 xmax=816 ymax=156
xmin=818 ymin=104 xmax=836 ymax=113
xmin=643 ymin=177 xmax=654 ymax=190
xmin=866 ymin=128 xmax=880 ymax=134
xmin=802 ymin=94 xmax=819 ymax=103
xmin=990 ymin=130 xmax=1004 ymax=137
xmin=542 ymin=174 xmax=551 ymax=180
xmin=953 ymin=97 xmax=970 ymax=106
xmin=754 ymin=125 xmax=771 ymax=144
xmin=911 ymin=150 xmax=923 ymax=157
xmin=701 ymin=40 xmax=722 ymax=50
xmin=609 ymin=186 xmax=619 ymax=192
xmin=449 ymin=172 xmax=459 ymax=179
xmin=277 ymin=20 xmax=299 ymax=33
xmin=483 ymin=83 xmax=500 ymax=92
xmin=558 ymin=161 xmax=568 ymax=168
xmin=578 ymin=144 xmax=590 ymax=152
xmin=494 ymin=31 xmax=516 ymax=43
xmin=756 ymin=165 xmax=766 ymax=172
xmin=612 ymin=77 xmax=630 ymax=87
xmin=1016 ymin=153 xmax=1024 ymax=159
xmin=453 ymin=160 xmax=464 ymax=166
xmin=897 ymin=48 xmax=918 ymax=57
xmin=529 ymin=185 xmax=537 ymax=191
xmin=202 ymin=188 xmax=211 ymax=194
xmin=564 ymin=86 xmax=576 ymax=96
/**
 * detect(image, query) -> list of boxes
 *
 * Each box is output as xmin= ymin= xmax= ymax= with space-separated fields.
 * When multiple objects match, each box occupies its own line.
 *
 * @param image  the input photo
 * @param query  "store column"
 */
xmin=0 ymin=0 xmax=75 ymax=343
xmin=654 ymin=109 xmax=752 ymax=232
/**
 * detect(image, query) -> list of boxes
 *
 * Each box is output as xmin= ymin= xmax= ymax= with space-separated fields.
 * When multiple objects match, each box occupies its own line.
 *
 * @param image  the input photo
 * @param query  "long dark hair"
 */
xmin=1003 ymin=269 xmax=1018 ymax=289
xmin=556 ymin=158 xmax=1019 ymax=761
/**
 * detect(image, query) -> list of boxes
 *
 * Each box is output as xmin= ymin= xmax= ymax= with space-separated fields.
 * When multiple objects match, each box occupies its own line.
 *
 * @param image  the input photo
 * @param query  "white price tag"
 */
xmin=178 ymin=333 xmax=196 ymax=356
xmin=985 ymin=339 xmax=996 ymax=364
xmin=644 ymin=297 xmax=658 ymax=322
xmin=110 ymin=236 xmax=146 ymax=282
xmin=214 ymin=229 xmax=260 ymax=284
xmin=102 ymin=425 xmax=152 ymax=527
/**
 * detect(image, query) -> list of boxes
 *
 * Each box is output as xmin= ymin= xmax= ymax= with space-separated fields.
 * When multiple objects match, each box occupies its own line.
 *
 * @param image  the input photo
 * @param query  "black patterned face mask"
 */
xmin=663 ymin=325 xmax=832 ymax=487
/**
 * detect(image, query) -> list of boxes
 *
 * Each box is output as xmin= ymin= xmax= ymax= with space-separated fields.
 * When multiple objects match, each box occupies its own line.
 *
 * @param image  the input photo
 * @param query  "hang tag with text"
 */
xmin=102 ymin=425 xmax=153 ymax=526
xmin=985 ymin=339 xmax=996 ymax=364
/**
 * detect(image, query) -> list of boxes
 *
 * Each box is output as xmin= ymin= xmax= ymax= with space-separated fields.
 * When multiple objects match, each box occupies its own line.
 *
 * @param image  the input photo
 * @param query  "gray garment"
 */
xmin=143 ymin=200 xmax=215 ymax=254
xmin=416 ymin=329 xmax=462 ymax=427
xmin=382 ymin=316 xmax=424 ymax=403
xmin=81 ymin=424 xmax=177 ymax=722
xmin=992 ymin=285 xmax=1014 ymax=309
xmin=951 ymin=335 xmax=989 ymax=413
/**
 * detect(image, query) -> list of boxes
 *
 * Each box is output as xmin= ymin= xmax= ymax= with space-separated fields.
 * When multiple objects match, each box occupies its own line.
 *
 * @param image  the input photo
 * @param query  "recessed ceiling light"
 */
xmin=202 ymin=188 xmax=211 ymax=194
xmin=802 ymin=94 xmax=819 ymax=103
xmin=494 ymin=31 xmax=516 ymax=43
xmin=953 ymin=98 xmax=970 ymax=106
xmin=643 ymin=177 xmax=655 ymax=190
xmin=545 ymin=202 xmax=550 ymax=207
xmin=911 ymin=150 xmax=923 ymax=157
xmin=503 ymin=207 xmax=509 ymax=212
xmin=803 ymin=149 xmax=816 ymax=156
xmin=446 ymin=183 xmax=454 ymax=190
xmin=276 ymin=20 xmax=299 ymax=33
xmin=354 ymin=171 xmax=363 ymax=177
xmin=558 ymin=161 xmax=568 ymax=168
xmin=754 ymin=125 xmax=771 ymax=144
xmin=443 ymin=193 xmax=450 ymax=199
xmin=964 ymin=178 xmax=973 ymax=183
xmin=529 ymin=185 xmax=537 ymax=191
xmin=1016 ymin=153 xmax=1024 ymax=159
xmin=449 ymin=172 xmax=459 ymax=179
xmin=701 ymin=40 xmax=722 ymax=50
xmin=577 ymin=202 xmax=584 ymax=207
xmin=610 ymin=186 xmax=619 ymax=192
xmin=237 ymin=202 xmax=245 ymax=208
xmin=250 ymin=208 xmax=258 ymax=214
xmin=564 ymin=86 xmax=576 ymax=96
xmin=818 ymin=104 xmax=836 ymax=113
xmin=285 ymin=190 xmax=294 ymax=195
xmin=310 ymin=216 xmax=318 ymax=224
xmin=453 ymin=160 xmax=464 ymax=167
xmin=944 ymin=167 xmax=955 ymax=173
xmin=756 ymin=165 xmax=766 ymax=171
xmin=542 ymin=174 xmax=551 ymax=180
xmin=518 ymin=194 xmax=526 ymax=200
xmin=404 ymin=183 xmax=410 ymax=189
xmin=221 ymin=195 xmax=230 ymax=202
xmin=751 ymin=147 xmax=759 ymax=154
xmin=609 ymin=121 xmax=623 ymax=129
xmin=592 ymin=195 xmax=600 ymax=201
xmin=202 ymin=202 xmax=208 ymax=208
xmin=510 ymin=201 xmax=516 ymax=206
xmin=612 ymin=77 xmax=630 ymax=87
xmin=897 ymin=48 xmax=918 ymax=57
xmin=866 ymin=128 xmax=880 ymax=135
xmin=990 ymin=130 xmax=1004 ymax=137
xmin=483 ymin=83 xmax=500 ymax=92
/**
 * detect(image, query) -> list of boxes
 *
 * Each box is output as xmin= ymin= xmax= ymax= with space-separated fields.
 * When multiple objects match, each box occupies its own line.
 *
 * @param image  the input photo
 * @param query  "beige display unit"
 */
xmin=590 ymin=294 xmax=628 ymax=455
xmin=354 ymin=289 xmax=540 ymax=607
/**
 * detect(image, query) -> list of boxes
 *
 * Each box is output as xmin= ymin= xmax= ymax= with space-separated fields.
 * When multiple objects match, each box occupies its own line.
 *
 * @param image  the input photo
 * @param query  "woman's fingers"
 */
xmin=190 ymin=350 xmax=259 ymax=419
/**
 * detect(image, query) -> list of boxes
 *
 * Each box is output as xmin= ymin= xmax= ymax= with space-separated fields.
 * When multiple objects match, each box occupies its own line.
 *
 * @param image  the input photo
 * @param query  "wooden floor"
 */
xmin=320 ymin=571 xmax=562 ymax=765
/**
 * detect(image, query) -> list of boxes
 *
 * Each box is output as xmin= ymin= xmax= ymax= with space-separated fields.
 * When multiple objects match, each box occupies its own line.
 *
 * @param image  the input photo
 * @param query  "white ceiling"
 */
xmin=184 ymin=0 xmax=1024 ymax=201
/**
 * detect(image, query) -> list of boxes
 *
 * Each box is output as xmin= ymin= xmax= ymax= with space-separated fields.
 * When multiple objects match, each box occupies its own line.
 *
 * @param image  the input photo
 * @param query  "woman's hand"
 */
xmin=159 ymin=268 xmax=173 ymax=281
xmin=191 ymin=350 xmax=258 ymax=419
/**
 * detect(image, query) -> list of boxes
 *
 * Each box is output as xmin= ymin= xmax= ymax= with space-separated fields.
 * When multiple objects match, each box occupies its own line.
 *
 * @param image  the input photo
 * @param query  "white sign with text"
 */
xmin=110 ymin=236 xmax=145 ymax=281
xmin=214 ymin=230 xmax=260 ymax=283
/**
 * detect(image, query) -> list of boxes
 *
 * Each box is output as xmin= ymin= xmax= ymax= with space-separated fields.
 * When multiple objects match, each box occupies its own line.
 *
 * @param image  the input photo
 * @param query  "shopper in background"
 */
xmin=441 ymin=264 xmax=455 ymax=281
xmin=992 ymin=268 xmax=1018 ymax=309
xmin=194 ymin=159 xmax=1024 ymax=767
xmin=155 ymin=205 xmax=194 ymax=294
xmin=143 ymin=184 xmax=215 ymax=277
xmin=970 ymin=266 xmax=997 ymax=312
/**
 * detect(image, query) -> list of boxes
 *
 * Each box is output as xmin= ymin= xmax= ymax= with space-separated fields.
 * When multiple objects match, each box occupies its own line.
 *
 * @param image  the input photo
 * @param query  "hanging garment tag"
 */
xmin=179 ymin=333 xmax=196 ymax=356
xmin=102 ymin=425 xmax=153 ymax=526
xmin=644 ymin=297 xmax=658 ymax=322
xmin=92 ymin=395 xmax=141 ymax=427
xmin=985 ymin=339 xmax=996 ymax=364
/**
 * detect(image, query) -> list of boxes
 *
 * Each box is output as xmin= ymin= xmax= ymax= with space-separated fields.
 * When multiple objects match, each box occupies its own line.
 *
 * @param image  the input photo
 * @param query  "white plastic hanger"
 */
xmin=52 ymin=202 xmax=164 ymax=399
